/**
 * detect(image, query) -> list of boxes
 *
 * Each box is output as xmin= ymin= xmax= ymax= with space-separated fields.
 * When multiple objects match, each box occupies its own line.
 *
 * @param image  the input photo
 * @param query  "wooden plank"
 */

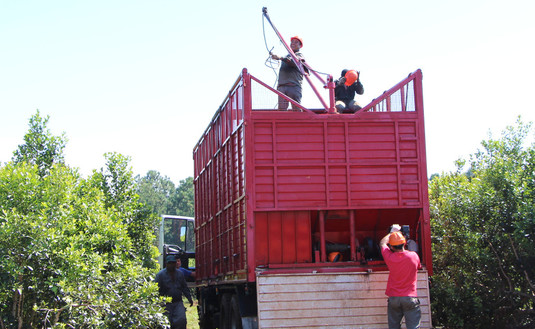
xmin=257 ymin=271 xmax=432 ymax=329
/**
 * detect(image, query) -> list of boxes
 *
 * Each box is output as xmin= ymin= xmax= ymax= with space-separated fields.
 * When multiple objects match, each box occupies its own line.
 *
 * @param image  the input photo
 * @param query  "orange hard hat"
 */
xmin=389 ymin=232 xmax=406 ymax=246
xmin=344 ymin=70 xmax=358 ymax=86
xmin=291 ymin=36 xmax=303 ymax=47
xmin=328 ymin=252 xmax=341 ymax=262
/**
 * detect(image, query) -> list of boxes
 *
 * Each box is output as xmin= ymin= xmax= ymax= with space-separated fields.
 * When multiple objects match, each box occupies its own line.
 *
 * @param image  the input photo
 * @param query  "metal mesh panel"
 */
xmin=250 ymin=77 xmax=328 ymax=111
xmin=251 ymin=78 xmax=279 ymax=110
xmin=369 ymin=79 xmax=416 ymax=112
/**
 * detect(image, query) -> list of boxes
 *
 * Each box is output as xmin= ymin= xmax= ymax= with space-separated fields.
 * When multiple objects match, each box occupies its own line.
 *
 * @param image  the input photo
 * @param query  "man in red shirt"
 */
xmin=380 ymin=229 xmax=422 ymax=329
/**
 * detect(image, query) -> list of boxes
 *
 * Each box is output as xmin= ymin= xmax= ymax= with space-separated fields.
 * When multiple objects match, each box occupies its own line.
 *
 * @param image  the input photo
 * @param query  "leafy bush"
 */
xmin=0 ymin=112 xmax=168 ymax=328
xmin=430 ymin=118 xmax=535 ymax=328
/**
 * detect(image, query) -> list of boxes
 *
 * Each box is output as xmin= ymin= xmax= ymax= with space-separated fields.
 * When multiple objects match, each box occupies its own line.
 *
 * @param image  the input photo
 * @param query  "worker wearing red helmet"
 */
xmin=334 ymin=69 xmax=364 ymax=113
xmin=271 ymin=36 xmax=306 ymax=110
xmin=380 ymin=226 xmax=422 ymax=329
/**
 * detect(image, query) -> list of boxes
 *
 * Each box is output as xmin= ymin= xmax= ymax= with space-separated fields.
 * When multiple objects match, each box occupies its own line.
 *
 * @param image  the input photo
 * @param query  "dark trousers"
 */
xmin=387 ymin=296 xmax=421 ymax=329
xmin=277 ymin=85 xmax=302 ymax=110
xmin=165 ymin=301 xmax=187 ymax=329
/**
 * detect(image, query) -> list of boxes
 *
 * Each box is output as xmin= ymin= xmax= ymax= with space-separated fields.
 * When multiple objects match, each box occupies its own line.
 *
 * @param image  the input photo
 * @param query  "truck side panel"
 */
xmin=252 ymin=117 xmax=423 ymax=209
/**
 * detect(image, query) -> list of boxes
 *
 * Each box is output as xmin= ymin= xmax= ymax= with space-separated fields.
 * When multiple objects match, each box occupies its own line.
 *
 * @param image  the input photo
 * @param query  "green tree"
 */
xmin=430 ymin=118 xmax=535 ymax=328
xmin=0 ymin=114 xmax=167 ymax=328
xmin=12 ymin=110 xmax=67 ymax=177
xmin=172 ymin=177 xmax=194 ymax=217
xmin=91 ymin=152 xmax=161 ymax=268
xmin=136 ymin=170 xmax=176 ymax=215
xmin=136 ymin=173 xmax=194 ymax=218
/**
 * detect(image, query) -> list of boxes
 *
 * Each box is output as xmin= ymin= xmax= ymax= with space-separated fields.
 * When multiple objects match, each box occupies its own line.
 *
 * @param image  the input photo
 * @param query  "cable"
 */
xmin=262 ymin=13 xmax=280 ymax=87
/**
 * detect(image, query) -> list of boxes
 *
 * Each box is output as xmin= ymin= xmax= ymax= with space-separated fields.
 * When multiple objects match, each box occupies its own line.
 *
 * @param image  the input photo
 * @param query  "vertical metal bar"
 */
xmin=401 ymin=83 xmax=406 ymax=112
xmin=350 ymin=210 xmax=356 ymax=262
xmin=323 ymin=122 xmax=330 ymax=207
xmin=395 ymin=122 xmax=402 ymax=206
xmin=319 ymin=211 xmax=326 ymax=262
xmin=327 ymin=76 xmax=336 ymax=113
xmin=272 ymin=122 xmax=278 ymax=209
xmin=345 ymin=121 xmax=351 ymax=206
xmin=242 ymin=69 xmax=258 ymax=282
xmin=413 ymin=69 xmax=433 ymax=275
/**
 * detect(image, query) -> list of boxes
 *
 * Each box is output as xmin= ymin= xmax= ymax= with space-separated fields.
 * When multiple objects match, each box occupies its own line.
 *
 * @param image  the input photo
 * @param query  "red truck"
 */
xmin=193 ymin=68 xmax=432 ymax=329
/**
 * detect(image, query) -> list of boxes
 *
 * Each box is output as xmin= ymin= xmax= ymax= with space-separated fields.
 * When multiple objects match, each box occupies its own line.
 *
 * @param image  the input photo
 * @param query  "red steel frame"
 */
xmin=193 ymin=68 xmax=432 ymax=285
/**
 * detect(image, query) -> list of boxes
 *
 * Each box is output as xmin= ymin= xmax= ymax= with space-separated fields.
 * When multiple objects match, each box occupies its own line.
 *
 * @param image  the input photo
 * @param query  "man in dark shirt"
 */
xmin=271 ymin=36 xmax=305 ymax=110
xmin=155 ymin=255 xmax=193 ymax=329
xmin=335 ymin=69 xmax=364 ymax=113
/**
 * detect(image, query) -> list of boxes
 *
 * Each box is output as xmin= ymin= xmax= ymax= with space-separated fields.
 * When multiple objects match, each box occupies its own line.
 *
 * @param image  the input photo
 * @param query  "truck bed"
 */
xmin=193 ymin=69 xmax=431 ymax=283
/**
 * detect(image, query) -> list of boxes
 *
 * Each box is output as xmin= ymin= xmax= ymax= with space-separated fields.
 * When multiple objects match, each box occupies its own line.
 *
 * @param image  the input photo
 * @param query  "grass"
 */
xmin=186 ymin=298 xmax=200 ymax=329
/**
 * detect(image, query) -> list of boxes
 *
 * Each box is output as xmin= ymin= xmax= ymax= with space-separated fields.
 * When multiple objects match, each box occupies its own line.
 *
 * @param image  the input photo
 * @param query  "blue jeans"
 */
xmin=387 ymin=296 xmax=421 ymax=329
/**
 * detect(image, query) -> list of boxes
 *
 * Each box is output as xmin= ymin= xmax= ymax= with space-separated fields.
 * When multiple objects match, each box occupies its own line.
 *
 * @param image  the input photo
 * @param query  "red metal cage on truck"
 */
xmin=193 ymin=68 xmax=432 ymax=329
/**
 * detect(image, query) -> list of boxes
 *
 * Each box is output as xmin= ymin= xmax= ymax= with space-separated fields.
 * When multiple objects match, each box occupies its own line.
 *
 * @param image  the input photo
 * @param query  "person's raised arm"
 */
xmin=380 ymin=234 xmax=390 ymax=249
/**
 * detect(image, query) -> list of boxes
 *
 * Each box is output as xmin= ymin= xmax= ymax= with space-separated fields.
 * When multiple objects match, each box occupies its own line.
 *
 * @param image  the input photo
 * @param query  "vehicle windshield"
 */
xmin=162 ymin=217 xmax=195 ymax=253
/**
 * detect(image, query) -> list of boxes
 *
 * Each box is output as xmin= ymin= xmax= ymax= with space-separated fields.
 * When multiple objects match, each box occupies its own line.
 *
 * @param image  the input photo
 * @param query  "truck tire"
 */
xmin=199 ymin=310 xmax=216 ymax=329
xmin=230 ymin=295 xmax=243 ymax=329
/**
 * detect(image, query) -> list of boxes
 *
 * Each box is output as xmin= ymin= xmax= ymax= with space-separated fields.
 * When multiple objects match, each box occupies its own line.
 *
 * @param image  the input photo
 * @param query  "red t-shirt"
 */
xmin=381 ymin=245 xmax=421 ymax=297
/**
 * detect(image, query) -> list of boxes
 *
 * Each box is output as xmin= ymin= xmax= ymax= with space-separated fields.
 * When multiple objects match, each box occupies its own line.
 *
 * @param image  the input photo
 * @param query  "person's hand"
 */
xmin=271 ymin=54 xmax=280 ymax=60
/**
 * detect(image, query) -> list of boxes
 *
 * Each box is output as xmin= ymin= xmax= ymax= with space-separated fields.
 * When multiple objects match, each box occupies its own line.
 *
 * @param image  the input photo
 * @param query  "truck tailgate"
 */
xmin=256 ymin=271 xmax=431 ymax=329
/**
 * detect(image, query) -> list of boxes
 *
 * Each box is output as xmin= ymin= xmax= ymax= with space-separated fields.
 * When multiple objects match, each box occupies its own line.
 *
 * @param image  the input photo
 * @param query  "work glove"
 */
xmin=389 ymin=224 xmax=401 ymax=233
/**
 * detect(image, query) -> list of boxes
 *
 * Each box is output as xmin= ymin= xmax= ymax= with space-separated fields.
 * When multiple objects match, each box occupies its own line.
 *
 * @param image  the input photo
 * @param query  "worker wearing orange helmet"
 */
xmin=380 ymin=225 xmax=422 ymax=329
xmin=334 ymin=69 xmax=364 ymax=113
xmin=271 ymin=36 xmax=306 ymax=110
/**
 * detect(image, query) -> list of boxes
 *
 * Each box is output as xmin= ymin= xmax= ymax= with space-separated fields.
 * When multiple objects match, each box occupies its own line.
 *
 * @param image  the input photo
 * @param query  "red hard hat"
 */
xmin=344 ymin=70 xmax=358 ymax=86
xmin=389 ymin=232 xmax=406 ymax=246
xmin=291 ymin=36 xmax=303 ymax=47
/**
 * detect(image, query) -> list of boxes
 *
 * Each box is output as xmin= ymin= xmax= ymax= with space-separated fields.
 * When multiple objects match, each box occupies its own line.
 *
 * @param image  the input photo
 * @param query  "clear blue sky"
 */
xmin=1 ymin=0 xmax=534 ymax=184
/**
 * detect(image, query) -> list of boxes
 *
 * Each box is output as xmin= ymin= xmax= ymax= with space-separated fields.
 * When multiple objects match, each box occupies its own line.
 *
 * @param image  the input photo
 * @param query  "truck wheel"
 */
xmin=199 ymin=312 xmax=216 ymax=329
xmin=230 ymin=295 xmax=243 ymax=329
xmin=197 ymin=290 xmax=216 ymax=329
xmin=220 ymin=294 xmax=232 ymax=329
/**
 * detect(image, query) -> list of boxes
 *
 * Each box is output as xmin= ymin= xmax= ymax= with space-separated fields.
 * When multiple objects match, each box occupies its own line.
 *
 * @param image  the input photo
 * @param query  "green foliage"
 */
xmin=136 ymin=170 xmax=176 ymax=216
xmin=172 ymin=177 xmax=194 ymax=218
xmin=12 ymin=110 xmax=67 ymax=177
xmin=92 ymin=153 xmax=160 ymax=268
xmin=136 ymin=173 xmax=194 ymax=218
xmin=0 ymin=114 xmax=168 ymax=328
xmin=430 ymin=118 xmax=535 ymax=328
